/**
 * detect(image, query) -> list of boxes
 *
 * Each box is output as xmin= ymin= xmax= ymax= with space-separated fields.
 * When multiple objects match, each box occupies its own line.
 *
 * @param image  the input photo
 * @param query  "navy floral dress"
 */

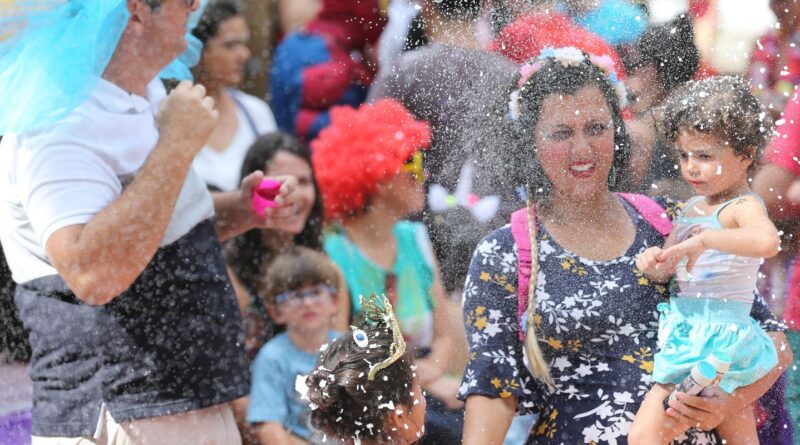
xmin=458 ymin=197 xmax=784 ymax=445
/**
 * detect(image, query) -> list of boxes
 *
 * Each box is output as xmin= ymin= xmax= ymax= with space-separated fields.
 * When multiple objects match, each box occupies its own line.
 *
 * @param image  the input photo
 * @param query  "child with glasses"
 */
xmin=247 ymin=246 xmax=341 ymax=444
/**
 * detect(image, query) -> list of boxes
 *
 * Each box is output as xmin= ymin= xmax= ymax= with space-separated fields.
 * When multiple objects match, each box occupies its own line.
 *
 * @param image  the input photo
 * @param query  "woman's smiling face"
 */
xmin=264 ymin=150 xmax=316 ymax=234
xmin=533 ymin=85 xmax=616 ymax=201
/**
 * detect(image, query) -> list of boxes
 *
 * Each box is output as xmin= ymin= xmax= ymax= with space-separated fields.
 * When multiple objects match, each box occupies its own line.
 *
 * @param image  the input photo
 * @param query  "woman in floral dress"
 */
xmin=458 ymin=48 xmax=792 ymax=445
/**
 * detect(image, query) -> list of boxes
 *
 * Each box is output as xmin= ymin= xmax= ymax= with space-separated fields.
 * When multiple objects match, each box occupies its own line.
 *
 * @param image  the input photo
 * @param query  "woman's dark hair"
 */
xmin=430 ymin=0 xmax=483 ymax=20
xmin=305 ymin=326 xmax=415 ymax=443
xmin=453 ymin=54 xmax=631 ymax=209
xmin=661 ymin=75 xmax=773 ymax=172
xmin=258 ymin=246 xmax=338 ymax=306
xmin=405 ymin=0 xmax=483 ymax=52
xmin=191 ymin=0 xmax=244 ymax=43
xmin=226 ymin=132 xmax=324 ymax=294
xmin=627 ymin=14 xmax=699 ymax=93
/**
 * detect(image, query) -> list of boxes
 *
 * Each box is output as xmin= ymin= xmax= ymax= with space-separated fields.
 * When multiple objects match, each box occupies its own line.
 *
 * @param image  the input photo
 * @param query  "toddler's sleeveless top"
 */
xmin=673 ymin=195 xmax=763 ymax=304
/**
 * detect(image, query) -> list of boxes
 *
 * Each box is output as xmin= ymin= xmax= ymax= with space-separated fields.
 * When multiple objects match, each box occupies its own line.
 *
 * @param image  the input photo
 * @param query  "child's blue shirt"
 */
xmin=247 ymin=330 xmax=340 ymax=439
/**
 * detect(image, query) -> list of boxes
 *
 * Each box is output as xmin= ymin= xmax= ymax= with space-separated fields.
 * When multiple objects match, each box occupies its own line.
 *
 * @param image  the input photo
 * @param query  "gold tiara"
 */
xmin=356 ymin=294 xmax=407 ymax=381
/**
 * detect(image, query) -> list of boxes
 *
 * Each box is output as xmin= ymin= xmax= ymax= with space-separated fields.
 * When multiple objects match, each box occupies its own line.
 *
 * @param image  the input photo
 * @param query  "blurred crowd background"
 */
xmin=2 ymin=0 xmax=800 ymax=444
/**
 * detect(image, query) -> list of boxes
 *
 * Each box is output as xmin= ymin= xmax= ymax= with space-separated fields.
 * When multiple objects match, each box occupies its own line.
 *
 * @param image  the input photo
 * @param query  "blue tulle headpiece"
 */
xmin=160 ymin=2 xmax=207 ymax=81
xmin=0 ymin=0 xmax=206 ymax=135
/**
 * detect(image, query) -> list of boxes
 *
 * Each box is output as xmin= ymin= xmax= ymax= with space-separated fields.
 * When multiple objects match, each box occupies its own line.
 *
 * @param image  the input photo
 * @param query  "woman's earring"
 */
xmin=608 ymin=165 xmax=617 ymax=188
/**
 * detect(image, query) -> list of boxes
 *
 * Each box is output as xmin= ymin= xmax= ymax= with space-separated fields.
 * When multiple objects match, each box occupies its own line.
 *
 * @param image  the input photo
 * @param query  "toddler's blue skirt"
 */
xmin=653 ymin=297 xmax=778 ymax=393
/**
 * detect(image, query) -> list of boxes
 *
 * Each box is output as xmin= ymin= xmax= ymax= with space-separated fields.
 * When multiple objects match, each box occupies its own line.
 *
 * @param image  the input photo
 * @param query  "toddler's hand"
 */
xmin=658 ymin=235 xmax=706 ymax=273
xmin=636 ymin=247 xmax=668 ymax=275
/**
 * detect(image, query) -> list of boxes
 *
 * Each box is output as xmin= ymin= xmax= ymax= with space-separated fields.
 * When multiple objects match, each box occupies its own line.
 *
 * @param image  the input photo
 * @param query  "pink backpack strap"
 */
xmin=616 ymin=193 xmax=672 ymax=236
xmin=510 ymin=208 xmax=534 ymax=341
xmin=509 ymin=194 xmax=670 ymax=342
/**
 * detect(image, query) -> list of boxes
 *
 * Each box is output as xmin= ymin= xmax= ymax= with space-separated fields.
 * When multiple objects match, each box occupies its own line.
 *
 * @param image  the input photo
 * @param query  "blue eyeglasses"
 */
xmin=274 ymin=284 xmax=335 ymax=307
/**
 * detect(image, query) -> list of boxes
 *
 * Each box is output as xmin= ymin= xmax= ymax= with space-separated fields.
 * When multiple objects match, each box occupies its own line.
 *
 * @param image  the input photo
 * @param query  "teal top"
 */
xmin=324 ymin=221 xmax=436 ymax=350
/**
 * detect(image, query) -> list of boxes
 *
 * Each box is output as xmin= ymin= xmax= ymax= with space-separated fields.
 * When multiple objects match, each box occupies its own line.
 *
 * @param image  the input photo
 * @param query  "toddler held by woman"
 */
xmin=629 ymin=76 xmax=786 ymax=445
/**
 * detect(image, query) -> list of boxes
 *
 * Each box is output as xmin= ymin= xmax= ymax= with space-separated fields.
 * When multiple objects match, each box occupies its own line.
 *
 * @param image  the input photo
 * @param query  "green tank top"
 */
xmin=324 ymin=221 xmax=436 ymax=349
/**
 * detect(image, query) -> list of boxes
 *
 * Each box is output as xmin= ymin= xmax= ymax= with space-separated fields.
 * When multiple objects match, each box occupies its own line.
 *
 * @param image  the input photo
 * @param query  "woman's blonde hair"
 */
xmin=524 ymin=196 xmax=555 ymax=390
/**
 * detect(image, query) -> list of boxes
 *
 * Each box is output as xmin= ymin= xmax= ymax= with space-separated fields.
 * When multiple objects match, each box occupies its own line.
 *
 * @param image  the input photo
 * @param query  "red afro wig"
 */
xmin=311 ymin=99 xmax=431 ymax=221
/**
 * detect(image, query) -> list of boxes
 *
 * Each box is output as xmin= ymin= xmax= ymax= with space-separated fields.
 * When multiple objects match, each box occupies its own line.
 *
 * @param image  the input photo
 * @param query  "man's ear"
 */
xmin=127 ymin=0 xmax=149 ymax=31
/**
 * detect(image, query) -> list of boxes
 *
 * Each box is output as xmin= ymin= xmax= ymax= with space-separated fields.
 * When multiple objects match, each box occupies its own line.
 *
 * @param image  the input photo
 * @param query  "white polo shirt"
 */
xmin=0 ymin=77 xmax=215 ymax=284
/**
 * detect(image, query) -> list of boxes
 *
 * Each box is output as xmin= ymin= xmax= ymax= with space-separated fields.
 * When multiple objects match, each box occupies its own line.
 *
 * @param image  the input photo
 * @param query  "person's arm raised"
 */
xmin=463 ymin=395 xmax=517 ymax=445
xmin=45 ymin=81 xmax=217 ymax=305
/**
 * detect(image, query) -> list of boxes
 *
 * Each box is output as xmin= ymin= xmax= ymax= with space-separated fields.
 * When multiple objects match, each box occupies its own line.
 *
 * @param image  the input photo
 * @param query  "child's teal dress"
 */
xmin=654 ymin=196 xmax=779 ymax=393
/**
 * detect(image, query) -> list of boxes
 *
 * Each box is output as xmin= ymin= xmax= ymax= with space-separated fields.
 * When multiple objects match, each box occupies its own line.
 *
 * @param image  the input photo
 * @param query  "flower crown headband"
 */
xmin=508 ymin=47 xmax=628 ymax=121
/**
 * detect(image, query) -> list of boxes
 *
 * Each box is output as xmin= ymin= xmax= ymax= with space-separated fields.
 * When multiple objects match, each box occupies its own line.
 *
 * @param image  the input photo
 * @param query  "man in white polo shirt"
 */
xmin=0 ymin=1 xmax=299 ymax=443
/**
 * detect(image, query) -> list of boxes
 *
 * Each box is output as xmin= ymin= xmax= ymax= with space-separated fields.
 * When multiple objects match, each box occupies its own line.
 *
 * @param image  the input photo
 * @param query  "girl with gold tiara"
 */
xmin=300 ymin=294 xmax=426 ymax=445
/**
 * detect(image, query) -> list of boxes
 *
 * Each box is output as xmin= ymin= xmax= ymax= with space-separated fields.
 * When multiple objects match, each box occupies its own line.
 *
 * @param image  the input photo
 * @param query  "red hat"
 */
xmin=311 ymin=100 xmax=431 ymax=221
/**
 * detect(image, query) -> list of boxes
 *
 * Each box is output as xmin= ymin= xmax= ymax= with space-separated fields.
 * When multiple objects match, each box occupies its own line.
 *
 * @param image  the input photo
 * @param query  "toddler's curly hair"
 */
xmin=661 ymin=75 xmax=773 ymax=170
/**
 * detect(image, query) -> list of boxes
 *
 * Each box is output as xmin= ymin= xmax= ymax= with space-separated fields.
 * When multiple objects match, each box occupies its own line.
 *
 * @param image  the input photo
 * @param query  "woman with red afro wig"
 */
xmin=313 ymin=99 xmax=465 ymax=443
xmin=312 ymin=99 xmax=431 ymax=220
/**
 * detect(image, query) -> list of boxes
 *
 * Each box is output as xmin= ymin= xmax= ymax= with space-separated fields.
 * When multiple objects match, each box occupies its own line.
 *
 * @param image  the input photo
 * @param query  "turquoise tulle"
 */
xmin=160 ymin=33 xmax=203 ymax=81
xmin=653 ymin=297 xmax=779 ymax=393
xmin=0 ymin=0 xmax=129 ymax=134
xmin=160 ymin=3 xmax=208 ymax=81
xmin=0 ymin=0 xmax=207 ymax=135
